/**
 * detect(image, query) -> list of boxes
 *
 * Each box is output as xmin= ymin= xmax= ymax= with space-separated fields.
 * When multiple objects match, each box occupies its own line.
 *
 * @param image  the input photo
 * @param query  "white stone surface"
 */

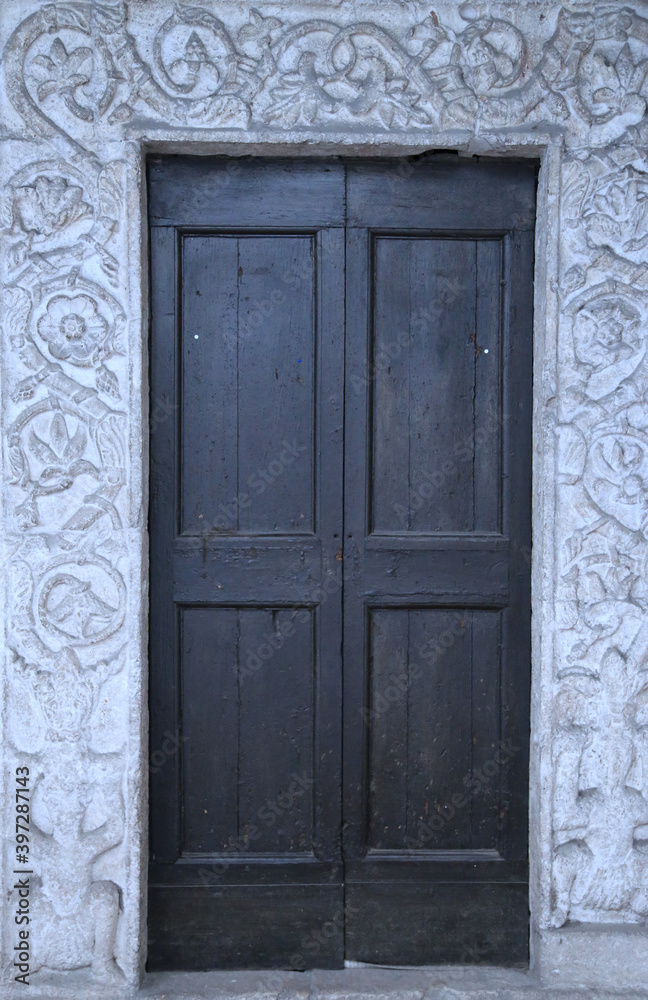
xmin=2 ymin=0 xmax=648 ymax=993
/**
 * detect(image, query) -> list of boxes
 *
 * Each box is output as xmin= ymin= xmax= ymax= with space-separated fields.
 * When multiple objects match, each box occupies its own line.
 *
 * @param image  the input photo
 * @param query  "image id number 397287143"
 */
xmin=13 ymin=766 xmax=31 ymax=985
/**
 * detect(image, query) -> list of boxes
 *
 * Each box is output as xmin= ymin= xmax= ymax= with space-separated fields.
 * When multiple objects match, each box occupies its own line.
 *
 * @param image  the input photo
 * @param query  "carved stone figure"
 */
xmin=28 ymin=772 xmax=124 ymax=983
xmin=8 ymin=642 xmax=127 ymax=980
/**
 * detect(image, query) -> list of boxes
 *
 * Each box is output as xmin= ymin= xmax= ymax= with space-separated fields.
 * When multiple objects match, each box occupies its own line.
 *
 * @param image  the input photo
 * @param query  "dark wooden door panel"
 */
xmin=370 ymin=235 xmax=502 ymax=534
xmin=343 ymin=160 xmax=535 ymax=966
xmin=148 ymin=159 xmax=345 ymax=969
xmin=148 ymin=155 xmax=535 ymax=970
xmin=179 ymin=606 xmax=315 ymax=856
xmin=149 ymin=884 xmax=343 ymax=971
xmin=148 ymin=156 xmax=346 ymax=228
xmin=344 ymin=883 xmax=529 ymax=966
xmin=346 ymin=157 xmax=536 ymax=230
xmin=367 ymin=607 xmax=503 ymax=853
xmin=179 ymin=234 xmax=315 ymax=535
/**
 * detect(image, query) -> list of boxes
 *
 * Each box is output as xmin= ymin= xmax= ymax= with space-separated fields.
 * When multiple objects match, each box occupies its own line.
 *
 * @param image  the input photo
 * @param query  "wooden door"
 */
xmin=147 ymin=158 xmax=346 ymax=969
xmin=147 ymin=155 xmax=536 ymax=970
xmin=342 ymin=160 xmax=535 ymax=965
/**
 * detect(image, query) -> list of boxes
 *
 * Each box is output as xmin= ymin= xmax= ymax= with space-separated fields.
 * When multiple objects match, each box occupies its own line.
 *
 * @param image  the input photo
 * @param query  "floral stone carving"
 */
xmin=3 ymin=0 xmax=648 ymax=991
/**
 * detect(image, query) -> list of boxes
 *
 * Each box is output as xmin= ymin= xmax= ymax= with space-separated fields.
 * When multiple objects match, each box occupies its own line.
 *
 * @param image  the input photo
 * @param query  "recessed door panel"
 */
xmin=179 ymin=606 xmax=315 ymax=857
xmin=371 ymin=236 xmax=502 ymax=534
xmin=367 ymin=607 xmax=502 ymax=854
xmin=180 ymin=234 xmax=315 ymax=535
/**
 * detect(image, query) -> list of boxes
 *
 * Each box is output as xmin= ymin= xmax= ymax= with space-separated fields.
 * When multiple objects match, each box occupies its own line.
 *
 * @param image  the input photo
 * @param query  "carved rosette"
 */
xmin=1 ymin=2 xmax=132 ymax=983
xmin=552 ymin=143 xmax=648 ymax=925
xmin=2 ymin=0 xmax=648 ymax=988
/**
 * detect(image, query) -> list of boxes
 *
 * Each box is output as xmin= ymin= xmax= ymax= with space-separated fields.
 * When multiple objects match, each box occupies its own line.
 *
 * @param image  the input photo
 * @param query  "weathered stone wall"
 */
xmin=2 ymin=0 xmax=648 ymax=992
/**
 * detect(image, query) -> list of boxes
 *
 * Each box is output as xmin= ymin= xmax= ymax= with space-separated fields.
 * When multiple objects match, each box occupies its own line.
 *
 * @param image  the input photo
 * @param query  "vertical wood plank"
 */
xmin=368 ymin=610 xmax=409 ymax=850
xmin=407 ymin=609 xmax=472 ymax=850
xmin=474 ymin=240 xmax=503 ymax=533
xmin=470 ymin=610 xmax=501 ymax=849
xmin=408 ymin=239 xmax=476 ymax=533
xmin=371 ymin=238 xmax=411 ymax=531
xmin=237 ymin=236 xmax=314 ymax=534
xmin=149 ymin=225 xmax=181 ymax=863
xmin=238 ymin=608 xmax=314 ymax=853
xmin=180 ymin=608 xmax=239 ymax=854
xmin=499 ymin=229 xmax=534 ymax=864
xmin=180 ymin=236 xmax=238 ymax=535
xmin=343 ymin=225 xmax=371 ymax=860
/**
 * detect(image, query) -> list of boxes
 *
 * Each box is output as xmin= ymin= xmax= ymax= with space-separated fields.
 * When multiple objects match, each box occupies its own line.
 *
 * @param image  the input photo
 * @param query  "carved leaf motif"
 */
xmin=64 ymin=426 xmax=87 ymax=463
xmin=562 ymin=161 xmax=590 ymax=223
xmin=31 ymin=39 xmax=93 ymax=102
xmin=14 ymin=497 xmax=38 ymax=530
xmin=96 ymin=364 xmax=121 ymax=401
xmin=13 ymin=176 xmax=90 ymax=238
xmin=97 ymin=161 xmax=124 ymax=224
xmin=613 ymin=43 xmax=648 ymax=93
xmin=96 ymin=413 xmax=126 ymax=468
xmin=28 ymin=429 xmax=58 ymax=465
xmin=625 ymin=233 xmax=648 ymax=253
xmin=50 ymin=412 xmax=69 ymax=455
xmin=3 ymin=287 xmax=32 ymax=348
xmin=8 ymin=436 xmax=28 ymax=487
xmin=238 ymin=8 xmax=283 ymax=47
xmin=0 ymin=188 xmax=13 ymax=230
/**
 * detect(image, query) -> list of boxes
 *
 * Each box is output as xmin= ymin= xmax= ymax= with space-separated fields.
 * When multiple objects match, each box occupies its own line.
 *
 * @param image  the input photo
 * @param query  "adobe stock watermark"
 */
xmin=149 ymin=729 xmax=188 ymax=775
xmin=287 ymin=899 xmax=361 ymax=971
xmin=350 ymin=288 xmax=464 ymax=396
xmin=189 ymin=437 xmax=307 ymax=538
xmin=360 ymin=612 xmax=468 ymax=726
xmin=240 ymin=563 xmax=343 ymax=681
xmin=393 ymin=399 xmax=509 ymax=526
xmin=195 ymin=771 xmax=314 ymax=885
xmin=149 ymin=395 xmax=178 ymax=434
xmin=404 ymin=737 xmax=522 ymax=850
xmin=239 ymin=608 xmax=310 ymax=680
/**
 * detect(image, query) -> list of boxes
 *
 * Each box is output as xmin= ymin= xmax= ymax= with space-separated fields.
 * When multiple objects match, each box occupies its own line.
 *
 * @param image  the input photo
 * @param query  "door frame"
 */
xmin=141 ymin=137 xmax=557 ymax=975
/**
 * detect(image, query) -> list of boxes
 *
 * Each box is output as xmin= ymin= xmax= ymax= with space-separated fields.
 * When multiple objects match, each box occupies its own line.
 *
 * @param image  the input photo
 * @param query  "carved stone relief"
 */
xmin=2 ymin=0 xmax=648 ymax=990
xmin=554 ymin=142 xmax=648 ymax=926
xmin=4 ymin=3 xmax=648 ymax=142
xmin=5 ymin=530 xmax=128 ymax=982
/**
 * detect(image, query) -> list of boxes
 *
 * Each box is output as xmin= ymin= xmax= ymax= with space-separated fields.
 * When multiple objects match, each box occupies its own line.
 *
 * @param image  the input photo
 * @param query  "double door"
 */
xmin=148 ymin=155 xmax=535 ymax=969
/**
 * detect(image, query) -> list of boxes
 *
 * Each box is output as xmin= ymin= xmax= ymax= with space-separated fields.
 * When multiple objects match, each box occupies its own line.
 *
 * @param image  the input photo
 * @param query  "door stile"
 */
xmin=342 ymin=225 xmax=371 ymax=866
xmin=149 ymin=224 xmax=181 ymax=864
xmin=312 ymin=226 xmax=345 ymax=865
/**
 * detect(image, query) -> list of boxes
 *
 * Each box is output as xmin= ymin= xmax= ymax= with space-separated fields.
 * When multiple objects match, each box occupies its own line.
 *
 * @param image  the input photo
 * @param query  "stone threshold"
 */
xmin=3 ymin=967 xmax=648 ymax=1000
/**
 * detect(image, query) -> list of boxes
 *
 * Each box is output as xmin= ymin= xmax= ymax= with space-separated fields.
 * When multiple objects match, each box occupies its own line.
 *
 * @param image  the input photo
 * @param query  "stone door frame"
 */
xmin=3 ymin=2 xmax=648 ymax=994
